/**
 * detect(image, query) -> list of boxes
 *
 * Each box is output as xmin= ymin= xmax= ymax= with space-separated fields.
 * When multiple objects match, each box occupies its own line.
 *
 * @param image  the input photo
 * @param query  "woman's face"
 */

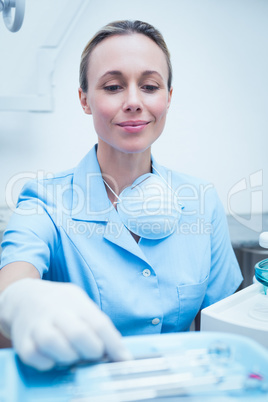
xmin=79 ymin=33 xmax=172 ymax=154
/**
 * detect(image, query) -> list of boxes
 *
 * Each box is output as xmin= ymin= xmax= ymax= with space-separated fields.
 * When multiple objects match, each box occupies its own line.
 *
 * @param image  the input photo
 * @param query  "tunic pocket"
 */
xmin=177 ymin=275 xmax=209 ymax=331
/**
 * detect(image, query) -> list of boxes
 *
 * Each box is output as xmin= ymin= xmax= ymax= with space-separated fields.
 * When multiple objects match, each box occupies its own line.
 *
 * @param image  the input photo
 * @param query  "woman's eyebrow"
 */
xmin=141 ymin=70 xmax=163 ymax=79
xmin=99 ymin=70 xmax=163 ymax=80
xmin=99 ymin=70 xmax=122 ymax=80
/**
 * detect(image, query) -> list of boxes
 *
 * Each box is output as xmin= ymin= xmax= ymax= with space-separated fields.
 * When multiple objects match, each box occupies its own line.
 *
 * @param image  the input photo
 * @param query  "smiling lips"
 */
xmin=117 ymin=120 xmax=150 ymax=133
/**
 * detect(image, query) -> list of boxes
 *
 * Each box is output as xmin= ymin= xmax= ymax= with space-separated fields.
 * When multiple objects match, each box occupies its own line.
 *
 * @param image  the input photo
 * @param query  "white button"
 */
xmin=142 ymin=269 xmax=151 ymax=277
xmin=152 ymin=318 xmax=160 ymax=325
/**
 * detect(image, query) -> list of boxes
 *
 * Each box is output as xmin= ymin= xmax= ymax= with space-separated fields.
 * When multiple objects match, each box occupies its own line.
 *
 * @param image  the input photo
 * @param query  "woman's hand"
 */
xmin=0 ymin=278 xmax=131 ymax=370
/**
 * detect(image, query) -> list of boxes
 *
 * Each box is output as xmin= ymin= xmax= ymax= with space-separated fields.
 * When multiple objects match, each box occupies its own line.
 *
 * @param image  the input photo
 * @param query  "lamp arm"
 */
xmin=1 ymin=0 xmax=25 ymax=32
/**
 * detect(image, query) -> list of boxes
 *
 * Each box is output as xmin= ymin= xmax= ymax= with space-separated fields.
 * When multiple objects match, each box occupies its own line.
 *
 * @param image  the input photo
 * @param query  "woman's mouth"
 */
xmin=117 ymin=121 xmax=150 ymax=133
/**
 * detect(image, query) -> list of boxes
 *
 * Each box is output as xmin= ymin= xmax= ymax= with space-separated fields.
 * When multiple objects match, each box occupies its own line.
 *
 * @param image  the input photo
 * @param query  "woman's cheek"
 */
xmin=95 ymin=101 xmax=117 ymax=120
xmin=151 ymin=97 xmax=170 ymax=120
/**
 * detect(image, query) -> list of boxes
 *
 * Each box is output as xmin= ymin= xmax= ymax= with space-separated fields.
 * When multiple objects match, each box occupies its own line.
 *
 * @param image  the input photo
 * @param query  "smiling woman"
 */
xmin=0 ymin=20 xmax=242 ymax=371
xmin=79 ymin=33 xmax=172 ymax=175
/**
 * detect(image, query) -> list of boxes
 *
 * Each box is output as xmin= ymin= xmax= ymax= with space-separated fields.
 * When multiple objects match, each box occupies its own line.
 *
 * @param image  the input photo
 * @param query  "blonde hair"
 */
xmin=79 ymin=20 xmax=172 ymax=92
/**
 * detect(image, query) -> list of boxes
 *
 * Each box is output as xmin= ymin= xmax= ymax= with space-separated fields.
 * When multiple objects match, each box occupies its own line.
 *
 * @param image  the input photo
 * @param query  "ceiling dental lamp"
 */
xmin=0 ymin=0 xmax=25 ymax=32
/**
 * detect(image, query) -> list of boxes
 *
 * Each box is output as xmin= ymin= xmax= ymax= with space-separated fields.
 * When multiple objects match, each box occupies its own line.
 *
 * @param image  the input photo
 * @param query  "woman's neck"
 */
xmin=96 ymin=140 xmax=152 ymax=200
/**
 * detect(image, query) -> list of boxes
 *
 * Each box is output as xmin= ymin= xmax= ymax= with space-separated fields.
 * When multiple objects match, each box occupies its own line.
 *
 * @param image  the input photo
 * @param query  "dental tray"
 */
xmin=1 ymin=332 xmax=268 ymax=401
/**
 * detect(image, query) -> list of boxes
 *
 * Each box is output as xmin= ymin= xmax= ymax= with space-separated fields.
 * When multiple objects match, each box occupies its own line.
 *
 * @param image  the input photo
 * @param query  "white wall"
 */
xmin=0 ymin=0 xmax=267 ymax=217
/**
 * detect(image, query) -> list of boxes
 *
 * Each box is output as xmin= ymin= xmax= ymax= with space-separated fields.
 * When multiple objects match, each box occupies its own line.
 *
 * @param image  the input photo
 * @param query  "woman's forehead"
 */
xmin=87 ymin=33 xmax=168 ymax=81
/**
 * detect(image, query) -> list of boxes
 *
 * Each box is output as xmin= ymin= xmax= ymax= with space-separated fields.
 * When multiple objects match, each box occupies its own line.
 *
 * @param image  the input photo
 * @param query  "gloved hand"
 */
xmin=0 ymin=278 xmax=131 ymax=370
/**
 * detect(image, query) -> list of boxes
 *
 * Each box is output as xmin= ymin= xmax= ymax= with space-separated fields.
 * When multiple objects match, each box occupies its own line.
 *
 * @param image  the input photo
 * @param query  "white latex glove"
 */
xmin=0 ymin=278 xmax=131 ymax=370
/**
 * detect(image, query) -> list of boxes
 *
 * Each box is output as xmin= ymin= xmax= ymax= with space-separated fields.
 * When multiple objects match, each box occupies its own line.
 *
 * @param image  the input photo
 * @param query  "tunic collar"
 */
xmin=71 ymin=144 xmax=166 ymax=223
xmin=71 ymin=144 xmax=156 ymax=264
xmin=71 ymin=145 xmax=111 ymax=222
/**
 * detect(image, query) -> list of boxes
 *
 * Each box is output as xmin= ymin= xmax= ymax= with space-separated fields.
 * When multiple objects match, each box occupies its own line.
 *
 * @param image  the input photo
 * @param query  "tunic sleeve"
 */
xmin=201 ymin=189 xmax=243 ymax=308
xmin=0 ymin=180 xmax=59 ymax=278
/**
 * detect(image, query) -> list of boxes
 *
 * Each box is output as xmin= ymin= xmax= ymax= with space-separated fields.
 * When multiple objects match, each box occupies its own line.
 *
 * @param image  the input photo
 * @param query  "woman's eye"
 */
xmin=142 ymin=85 xmax=159 ymax=92
xmin=103 ymin=85 xmax=122 ymax=92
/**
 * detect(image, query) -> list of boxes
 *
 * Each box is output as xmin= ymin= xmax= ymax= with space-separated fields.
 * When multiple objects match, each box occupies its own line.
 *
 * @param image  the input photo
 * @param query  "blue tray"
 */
xmin=1 ymin=332 xmax=268 ymax=401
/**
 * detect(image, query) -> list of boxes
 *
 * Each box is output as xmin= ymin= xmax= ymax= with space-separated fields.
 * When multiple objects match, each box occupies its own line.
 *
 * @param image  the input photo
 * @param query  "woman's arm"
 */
xmin=0 ymin=262 xmax=40 ymax=348
xmin=0 ymin=261 xmax=40 ymax=293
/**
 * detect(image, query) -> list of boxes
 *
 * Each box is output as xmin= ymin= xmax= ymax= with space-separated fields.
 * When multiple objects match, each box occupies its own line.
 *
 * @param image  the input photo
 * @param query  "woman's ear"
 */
xmin=78 ymin=88 xmax=92 ymax=115
xmin=167 ymin=86 xmax=173 ymax=110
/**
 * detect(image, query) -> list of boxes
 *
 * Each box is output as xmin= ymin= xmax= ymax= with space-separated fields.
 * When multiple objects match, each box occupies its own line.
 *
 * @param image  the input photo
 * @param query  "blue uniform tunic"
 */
xmin=0 ymin=145 xmax=242 ymax=335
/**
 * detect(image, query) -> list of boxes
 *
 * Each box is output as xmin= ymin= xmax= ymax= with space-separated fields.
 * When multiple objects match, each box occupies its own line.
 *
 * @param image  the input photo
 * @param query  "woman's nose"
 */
xmin=122 ymin=87 xmax=143 ymax=112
